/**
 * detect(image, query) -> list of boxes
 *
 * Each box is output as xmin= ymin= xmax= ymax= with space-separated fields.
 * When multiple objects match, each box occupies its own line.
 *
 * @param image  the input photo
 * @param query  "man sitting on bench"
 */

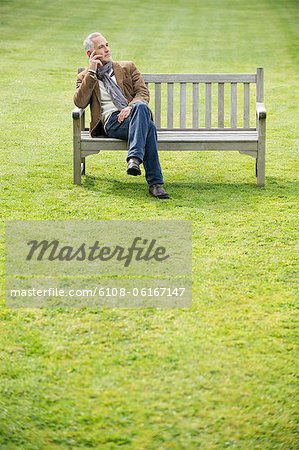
xmin=74 ymin=32 xmax=170 ymax=199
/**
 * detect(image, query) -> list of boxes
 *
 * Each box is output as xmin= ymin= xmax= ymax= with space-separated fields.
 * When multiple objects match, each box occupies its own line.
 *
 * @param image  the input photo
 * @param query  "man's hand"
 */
xmin=117 ymin=106 xmax=132 ymax=123
xmin=89 ymin=50 xmax=103 ymax=71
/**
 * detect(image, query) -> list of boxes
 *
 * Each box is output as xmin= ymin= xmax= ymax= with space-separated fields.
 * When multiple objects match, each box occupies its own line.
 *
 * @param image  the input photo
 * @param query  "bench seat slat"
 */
xmin=81 ymin=131 xmax=258 ymax=141
xmin=80 ymin=131 xmax=258 ymax=153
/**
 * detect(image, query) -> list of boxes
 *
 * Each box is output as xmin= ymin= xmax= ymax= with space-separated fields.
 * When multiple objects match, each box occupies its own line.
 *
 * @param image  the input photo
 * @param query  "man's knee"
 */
xmin=149 ymin=120 xmax=157 ymax=133
xmin=132 ymin=101 xmax=150 ymax=114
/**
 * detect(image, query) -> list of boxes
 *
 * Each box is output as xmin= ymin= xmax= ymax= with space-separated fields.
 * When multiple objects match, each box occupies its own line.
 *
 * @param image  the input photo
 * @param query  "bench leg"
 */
xmin=256 ymin=118 xmax=266 ymax=187
xmin=73 ymin=144 xmax=82 ymax=185
xmin=256 ymin=147 xmax=265 ymax=187
xmin=73 ymin=119 xmax=81 ymax=185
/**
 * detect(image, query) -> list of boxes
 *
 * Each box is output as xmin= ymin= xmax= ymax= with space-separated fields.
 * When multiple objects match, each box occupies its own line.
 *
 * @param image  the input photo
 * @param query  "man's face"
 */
xmin=89 ymin=35 xmax=112 ymax=64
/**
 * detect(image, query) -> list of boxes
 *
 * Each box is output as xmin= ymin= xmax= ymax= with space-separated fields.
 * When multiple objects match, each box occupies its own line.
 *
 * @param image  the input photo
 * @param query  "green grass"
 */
xmin=0 ymin=0 xmax=298 ymax=448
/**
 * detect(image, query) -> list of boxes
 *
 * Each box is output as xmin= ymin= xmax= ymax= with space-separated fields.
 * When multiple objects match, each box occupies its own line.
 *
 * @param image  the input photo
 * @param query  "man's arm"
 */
xmin=74 ymin=51 xmax=103 ymax=108
xmin=128 ymin=62 xmax=150 ymax=106
xmin=73 ymin=70 xmax=98 ymax=109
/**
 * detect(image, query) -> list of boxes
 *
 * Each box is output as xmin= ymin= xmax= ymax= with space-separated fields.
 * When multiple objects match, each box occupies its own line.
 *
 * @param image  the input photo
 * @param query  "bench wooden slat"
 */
xmin=80 ymin=130 xmax=258 ymax=153
xmin=155 ymin=83 xmax=161 ymax=128
xmin=81 ymin=130 xmax=258 ymax=142
xmin=192 ymin=83 xmax=199 ymax=128
xmin=167 ymin=83 xmax=174 ymax=128
xmin=205 ymin=83 xmax=212 ymax=128
xmin=180 ymin=83 xmax=187 ymax=128
xmin=218 ymin=83 xmax=225 ymax=128
xmin=243 ymin=83 xmax=250 ymax=128
xmin=80 ymin=128 xmax=256 ymax=137
xmin=143 ymin=74 xmax=256 ymax=83
xmin=231 ymin=83 xmax=237 ymax=128
xmin=256 ymin=67 xmax=264 ymax=102
xmin=157 ymin=131 xmax=258 ymax=141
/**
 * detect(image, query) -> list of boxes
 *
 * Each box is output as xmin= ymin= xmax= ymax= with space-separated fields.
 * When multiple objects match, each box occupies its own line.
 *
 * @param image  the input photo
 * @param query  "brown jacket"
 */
xmin=74 ymin=61 xmax=150 ymax=137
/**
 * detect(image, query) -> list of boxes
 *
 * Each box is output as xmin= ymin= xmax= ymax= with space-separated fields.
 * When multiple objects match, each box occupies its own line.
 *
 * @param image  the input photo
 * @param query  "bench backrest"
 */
xmin=78 ymin=67 xmax=263 ymax=131
xmin=143 ymin=68 xmax=263 ymax=130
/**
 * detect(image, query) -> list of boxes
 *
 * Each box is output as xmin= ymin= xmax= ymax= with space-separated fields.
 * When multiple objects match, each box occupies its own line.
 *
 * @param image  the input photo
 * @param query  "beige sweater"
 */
xmin=98 ymin=74 xmax=119 ymax=129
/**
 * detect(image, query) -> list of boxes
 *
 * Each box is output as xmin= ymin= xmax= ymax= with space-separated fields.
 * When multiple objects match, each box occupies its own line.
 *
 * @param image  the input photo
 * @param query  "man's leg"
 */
xmin=106 ymin=104 xmax=169 ymax=198
xmin=142 ymin=120 xmax=164 ymax=186
xmin=127 ymin=102 xmax=164 ymax=186
xmin=106 ymin=111 xmax=129 ymax=141
xmin=106 ymin=111 xmax=141 ymax=174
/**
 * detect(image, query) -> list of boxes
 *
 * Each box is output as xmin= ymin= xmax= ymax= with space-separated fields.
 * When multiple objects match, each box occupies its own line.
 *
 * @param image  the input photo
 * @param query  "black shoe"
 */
xmin=127 ymin=157 xmax=141 ymax=176
xmin=149 ymin=184 xmax=170 ymax=199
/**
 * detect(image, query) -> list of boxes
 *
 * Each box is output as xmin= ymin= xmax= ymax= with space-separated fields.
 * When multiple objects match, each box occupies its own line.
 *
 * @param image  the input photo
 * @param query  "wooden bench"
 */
xmin=72 ymin=67 xmax=266 ymax=186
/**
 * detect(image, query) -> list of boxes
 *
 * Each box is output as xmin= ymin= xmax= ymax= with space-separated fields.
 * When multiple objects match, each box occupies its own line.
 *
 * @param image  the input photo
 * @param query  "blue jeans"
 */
xmin=105 ymin=102 xmax=164 ymax=186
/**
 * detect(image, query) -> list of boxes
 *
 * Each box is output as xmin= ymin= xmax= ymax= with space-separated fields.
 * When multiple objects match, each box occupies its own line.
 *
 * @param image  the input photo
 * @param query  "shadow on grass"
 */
xmin=82 ymin=175 xmax=298 ymax=207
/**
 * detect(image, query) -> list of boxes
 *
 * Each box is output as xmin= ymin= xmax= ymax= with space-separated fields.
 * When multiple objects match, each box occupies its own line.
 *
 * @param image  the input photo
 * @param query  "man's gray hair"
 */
xmin=83 ymin=32 xmax=103 ymax=52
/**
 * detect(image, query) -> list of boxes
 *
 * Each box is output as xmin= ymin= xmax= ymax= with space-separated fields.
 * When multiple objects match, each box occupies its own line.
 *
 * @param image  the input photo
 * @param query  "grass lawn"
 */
xmin=0 ymin=0 xmax=298 ymax=448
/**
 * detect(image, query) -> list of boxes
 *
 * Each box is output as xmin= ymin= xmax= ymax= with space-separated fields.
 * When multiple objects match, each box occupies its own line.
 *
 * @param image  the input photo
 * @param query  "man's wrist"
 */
xmin=88 ymin=68 xmax=97 ymax=79
xmin=89 ymin=62 xmax=97 ymax=72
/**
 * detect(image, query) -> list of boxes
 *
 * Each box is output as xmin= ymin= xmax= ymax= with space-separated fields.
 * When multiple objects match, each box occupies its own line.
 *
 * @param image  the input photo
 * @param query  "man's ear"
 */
xmin=86 ymin=50 xmax=91 ymax=58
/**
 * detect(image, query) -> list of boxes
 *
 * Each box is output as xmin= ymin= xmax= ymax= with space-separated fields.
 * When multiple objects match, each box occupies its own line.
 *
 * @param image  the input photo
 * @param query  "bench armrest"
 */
xmin=72 ymin=106 xmax=85 ymax=120
xmin=256 ymin=102 xmax=266 ymax=119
